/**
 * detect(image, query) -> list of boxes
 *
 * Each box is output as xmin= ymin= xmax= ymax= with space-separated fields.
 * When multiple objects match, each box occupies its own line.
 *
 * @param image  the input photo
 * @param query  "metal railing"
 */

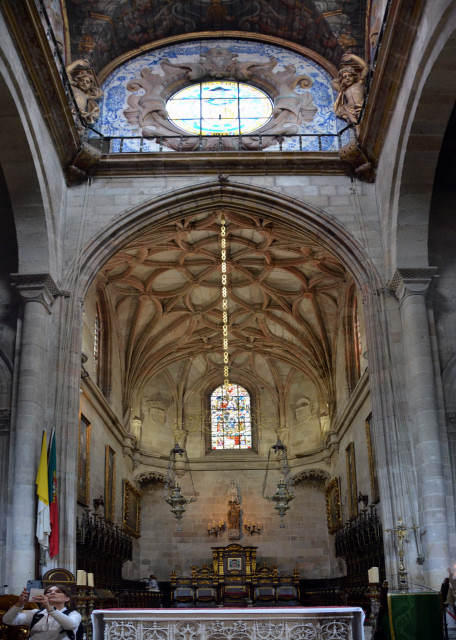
xmin=86 ymin=127 xmax=354 ymax=155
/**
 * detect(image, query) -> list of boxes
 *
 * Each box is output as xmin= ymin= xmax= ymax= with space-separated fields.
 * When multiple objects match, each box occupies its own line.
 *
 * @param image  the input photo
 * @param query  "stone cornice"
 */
xmin=91 ymin=151 xmax=351 ymax=178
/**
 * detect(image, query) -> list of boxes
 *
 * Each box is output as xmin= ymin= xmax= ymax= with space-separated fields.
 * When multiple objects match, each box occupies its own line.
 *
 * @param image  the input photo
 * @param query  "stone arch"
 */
xmin=71 ymin=180 xmax=384 ymax=449
xmin=75 ymin=180 xmax=379 ymax=298
xmin=62 ymin=179 xmax=409 ymax=582
xmin=394 ymin=10 xmax=456 ymax=270
xmin=0 ymin=58 xmax=53 ymax=275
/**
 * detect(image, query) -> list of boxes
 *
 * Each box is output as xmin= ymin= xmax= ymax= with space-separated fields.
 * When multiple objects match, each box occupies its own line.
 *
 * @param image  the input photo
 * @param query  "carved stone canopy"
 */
xmin=124 ymin=47 xmax=317 ymax=151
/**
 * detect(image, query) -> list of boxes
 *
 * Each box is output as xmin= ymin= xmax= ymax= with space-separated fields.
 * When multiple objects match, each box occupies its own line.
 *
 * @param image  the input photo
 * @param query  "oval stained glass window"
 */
xmin=167 ymin=81 xmax=273 ymax=135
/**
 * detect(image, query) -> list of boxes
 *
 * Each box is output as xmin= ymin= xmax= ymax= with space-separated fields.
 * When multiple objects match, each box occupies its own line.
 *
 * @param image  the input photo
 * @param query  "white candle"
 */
xmin=368 ymin=566 xmax=379 ymax=583
xmin=87 ymin=573 xmax=94 ymax=587
xmin=76 ymin=569 xmax=86 ymax=585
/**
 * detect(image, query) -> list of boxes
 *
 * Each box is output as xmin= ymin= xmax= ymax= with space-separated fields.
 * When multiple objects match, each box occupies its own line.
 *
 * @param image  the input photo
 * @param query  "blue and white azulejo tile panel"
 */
xmin=97 ymin=39 xmax=345 ymax=149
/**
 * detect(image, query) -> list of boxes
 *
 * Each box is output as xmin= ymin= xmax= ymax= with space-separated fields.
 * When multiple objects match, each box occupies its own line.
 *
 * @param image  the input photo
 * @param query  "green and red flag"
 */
xmin=48 ymin=428 xmax=59 ymax=557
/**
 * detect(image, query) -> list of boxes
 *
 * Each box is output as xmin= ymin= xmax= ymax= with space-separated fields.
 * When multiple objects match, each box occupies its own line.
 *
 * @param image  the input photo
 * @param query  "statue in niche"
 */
xmin=294 ymin=397 xmax=318 ymax=424
xmin=332 ymin=54 xmax=368 ymax=132
xmin=123 ymin=48 xmax=317 ymax=151
xmin=66 ymin=59 xmax=103 ymax=125
xmin=147 ymin=400 xmax=168 ymax=424
xmin=131 ymin=416 xmax=142 ymax=441
xmin=227 ymin=480 xmax=240 ymax=540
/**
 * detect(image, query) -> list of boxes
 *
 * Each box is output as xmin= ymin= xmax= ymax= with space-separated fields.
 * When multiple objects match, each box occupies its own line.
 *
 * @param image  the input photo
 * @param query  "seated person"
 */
xmin=146 ymin=574 xmax=160 ymax=592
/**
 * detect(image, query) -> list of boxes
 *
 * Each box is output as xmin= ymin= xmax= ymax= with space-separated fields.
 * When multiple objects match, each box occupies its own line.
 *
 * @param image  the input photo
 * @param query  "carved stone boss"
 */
xmin=124 ymin=47 xmax=317 ymax=151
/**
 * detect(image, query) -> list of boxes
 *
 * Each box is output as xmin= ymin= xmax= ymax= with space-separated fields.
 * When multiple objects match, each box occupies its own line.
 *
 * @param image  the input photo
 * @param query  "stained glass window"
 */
xmin=210 ymin=383 xmax=252 ymax=449
xmin=167 ymin=81 xmax=273 ymax=136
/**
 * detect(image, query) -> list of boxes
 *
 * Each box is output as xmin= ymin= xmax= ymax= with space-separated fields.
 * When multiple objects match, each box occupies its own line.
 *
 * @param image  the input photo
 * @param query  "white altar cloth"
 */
xmin=92 ymin=606 xmax=365 ymax=640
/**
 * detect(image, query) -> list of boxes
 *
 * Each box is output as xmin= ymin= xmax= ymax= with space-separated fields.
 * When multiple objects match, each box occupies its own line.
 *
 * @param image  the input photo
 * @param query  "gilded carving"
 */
xmin=325 ymin=477 xmax=342 ymax=534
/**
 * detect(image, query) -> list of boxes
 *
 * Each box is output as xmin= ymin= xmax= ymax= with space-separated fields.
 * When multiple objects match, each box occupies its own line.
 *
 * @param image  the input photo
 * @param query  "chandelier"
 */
xmin=262 ymin=437 xmax=294 ymax=527
xmin=220 ymin=212 xmax=230 ymax=387
xmin=164 ymin=443 xmax=197 ymax=531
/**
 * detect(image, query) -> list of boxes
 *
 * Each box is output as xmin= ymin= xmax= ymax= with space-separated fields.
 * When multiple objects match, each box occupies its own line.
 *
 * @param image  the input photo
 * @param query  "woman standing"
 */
xmin=2 ymin=584 xmax=81 ymax=640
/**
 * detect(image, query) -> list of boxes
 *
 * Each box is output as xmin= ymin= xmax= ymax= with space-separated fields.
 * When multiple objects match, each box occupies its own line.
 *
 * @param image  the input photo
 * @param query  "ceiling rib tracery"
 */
xmin=100 ymin=208 xmax=350 ymax=413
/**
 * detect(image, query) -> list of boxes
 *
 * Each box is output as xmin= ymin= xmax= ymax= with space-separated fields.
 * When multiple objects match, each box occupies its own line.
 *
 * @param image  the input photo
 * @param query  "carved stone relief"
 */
xmin=66 ymin=59 xmax=103 ymax=125
xmin=146 ymin=400 xmax=168 ymax=424
xmin=294 ymin=396 xmax=318 ymax=424
xmin=124 ymin=47 xmax=317 ymax=151
xmin=292 ymin=468 xmax=330 ymax=489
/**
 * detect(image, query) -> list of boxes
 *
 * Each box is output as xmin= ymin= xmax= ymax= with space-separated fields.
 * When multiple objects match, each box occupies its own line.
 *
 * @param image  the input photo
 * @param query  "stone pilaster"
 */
xmin=388 ymin=268 xmax=449 ymax=588
xmin=8 ymin=274 xmax=59 ymax=590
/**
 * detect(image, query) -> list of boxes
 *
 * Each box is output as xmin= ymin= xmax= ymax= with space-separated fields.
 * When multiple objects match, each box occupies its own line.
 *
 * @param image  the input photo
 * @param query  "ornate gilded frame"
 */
xmin=77 ymin=414 xmax=91 ymax=506
xmin=325 ymin=477 xmax=342 ymax=534
xmin=104 ymin=445 xmax=116 ymax=521
xmin=365 ymin=414 xmax=380 ymax=503
xmin=346 ymin=442 xmax=358 ymax=519
xmin=123 ymin=479 xmax=141 ymax=538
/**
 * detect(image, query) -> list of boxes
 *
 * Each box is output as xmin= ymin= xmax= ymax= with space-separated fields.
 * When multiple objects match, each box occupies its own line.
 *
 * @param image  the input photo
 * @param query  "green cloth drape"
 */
xmin=386 ymin=592 xmax=442 ymax=640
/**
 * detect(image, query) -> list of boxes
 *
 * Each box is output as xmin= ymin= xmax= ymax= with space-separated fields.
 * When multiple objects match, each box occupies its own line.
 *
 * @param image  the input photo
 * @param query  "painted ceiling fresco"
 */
xmin=64 ymin=0 xmax=368 ymax=74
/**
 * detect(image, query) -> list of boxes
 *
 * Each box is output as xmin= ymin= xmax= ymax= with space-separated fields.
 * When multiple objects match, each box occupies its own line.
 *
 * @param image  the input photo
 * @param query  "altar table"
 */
xmin=92 ymin=606 xmax=365 ymax=640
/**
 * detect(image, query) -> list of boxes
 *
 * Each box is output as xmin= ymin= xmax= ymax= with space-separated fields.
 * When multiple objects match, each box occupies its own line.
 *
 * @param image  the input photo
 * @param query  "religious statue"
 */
xmin=227 ymin=481 xmax=240 ymax=540
xmin=131 ymin=416 xmax=142 ymax=441
xmin=66 ymin=59 xmax=103 ymax=125
xmin=172 ymin=424 xmax=188 ymax=449
xmin=332 ymin=54 xmax=368 ymax=132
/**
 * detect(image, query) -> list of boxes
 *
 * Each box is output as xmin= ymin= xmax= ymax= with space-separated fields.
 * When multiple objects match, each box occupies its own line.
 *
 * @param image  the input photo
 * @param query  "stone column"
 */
xmin=8 ymin=274 xmax=58 ymax=591
xmin=389 ymin=268 xmax=449 ymax=589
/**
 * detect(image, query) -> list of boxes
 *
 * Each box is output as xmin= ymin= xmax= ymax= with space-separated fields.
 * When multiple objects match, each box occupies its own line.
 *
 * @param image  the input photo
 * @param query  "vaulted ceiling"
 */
xmin=64 ymin=0 xmax=367 ymax=74
xmin=100 ymin=209 xmax=352 ymax=416
xmin=68 ymin=1 xmax=366 ymax=448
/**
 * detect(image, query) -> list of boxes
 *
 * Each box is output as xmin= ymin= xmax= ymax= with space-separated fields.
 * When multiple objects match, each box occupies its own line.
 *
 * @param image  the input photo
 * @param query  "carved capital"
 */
xmin=11 ymin=273 xmax=61 ymax=312
xmin=387 ymin=268 xmax=438 ymax=301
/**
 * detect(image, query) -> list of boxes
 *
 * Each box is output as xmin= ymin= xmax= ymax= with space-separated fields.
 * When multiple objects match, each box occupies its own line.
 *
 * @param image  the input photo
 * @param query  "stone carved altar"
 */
xmin=92 ymin=608 xmax=365 ymax=640
xmin=123 ymin=47 xmax=317 ymax=151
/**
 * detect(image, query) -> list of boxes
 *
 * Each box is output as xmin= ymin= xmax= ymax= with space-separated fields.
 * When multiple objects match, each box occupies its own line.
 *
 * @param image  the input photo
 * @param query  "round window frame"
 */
xmin=166 ymin=80 xmax=274 ymax=136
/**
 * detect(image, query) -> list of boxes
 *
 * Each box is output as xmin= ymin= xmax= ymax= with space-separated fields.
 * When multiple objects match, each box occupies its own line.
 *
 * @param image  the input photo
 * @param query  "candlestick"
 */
xmin=368 ymin=566 xmax=379 ymax=583
xmin=76 ymin=569 xmax=86 ymax=586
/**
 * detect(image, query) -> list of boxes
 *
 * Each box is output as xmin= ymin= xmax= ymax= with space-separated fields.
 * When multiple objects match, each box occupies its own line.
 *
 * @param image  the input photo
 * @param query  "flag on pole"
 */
xmin=36 ymin=430 xmax=50 ymax=549
xmin=48 ymin=428 xmax=59 ymax=558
